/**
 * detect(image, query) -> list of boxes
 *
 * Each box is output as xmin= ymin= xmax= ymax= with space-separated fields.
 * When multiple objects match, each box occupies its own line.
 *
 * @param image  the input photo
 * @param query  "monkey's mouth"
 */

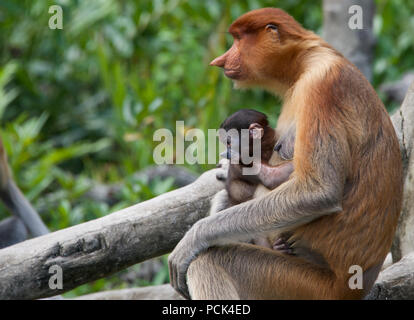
xmin=224 ymin=69 xmax=242 ymax=79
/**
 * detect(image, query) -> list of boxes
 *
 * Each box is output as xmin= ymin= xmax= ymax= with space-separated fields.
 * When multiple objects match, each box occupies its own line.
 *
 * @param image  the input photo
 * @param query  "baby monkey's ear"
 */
xmin=249 ymin=123 xmax=264 ymax=139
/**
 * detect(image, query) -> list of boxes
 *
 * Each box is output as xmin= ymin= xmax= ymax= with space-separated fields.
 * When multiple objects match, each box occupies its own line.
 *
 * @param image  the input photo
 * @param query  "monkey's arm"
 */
xmin=241 ymin=161 xmax=294 ymax=189
xmin=257 ymin=161 xmax=294 ymax=189
xmin=169 ymin=116 xmax=350 ymax=299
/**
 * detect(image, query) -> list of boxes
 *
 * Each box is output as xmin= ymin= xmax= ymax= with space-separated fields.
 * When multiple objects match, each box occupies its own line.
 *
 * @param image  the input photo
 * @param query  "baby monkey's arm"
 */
xmin=258 ymin=161 xmax=294 ymax=189
xmin=241 ymin=161 xmax=294 ymax=190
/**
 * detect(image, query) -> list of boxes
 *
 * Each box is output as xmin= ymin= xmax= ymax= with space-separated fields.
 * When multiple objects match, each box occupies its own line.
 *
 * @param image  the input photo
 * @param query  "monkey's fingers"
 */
xmin=272 ymin=238 xmax=294 ymax=255
xmin=273 ymin=238 xmax=284 ymax=246
xmin=168 ymin=252 xmax=192 ymax=300
xmin=168 ymin=260 xmax=176 ymax=292
xmin=273 ymin=245 xmax=293 ymax=254
xmin=177 ymin=267 xmax=191 ymax=300
xmin=273 ymin=244 xmax=286 ymax=250
xmin=172 ymin=264 xmax=190 ymax=299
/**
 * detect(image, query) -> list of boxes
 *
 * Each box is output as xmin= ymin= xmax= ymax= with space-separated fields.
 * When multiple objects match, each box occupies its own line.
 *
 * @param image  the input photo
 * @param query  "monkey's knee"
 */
xmin=187 ymin=252 xmax=239 ymax=300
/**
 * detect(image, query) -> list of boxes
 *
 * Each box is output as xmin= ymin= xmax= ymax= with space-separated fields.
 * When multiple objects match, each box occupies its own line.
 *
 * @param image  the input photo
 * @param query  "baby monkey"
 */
xmin=211 ymin=109 xmax=294 ymax=251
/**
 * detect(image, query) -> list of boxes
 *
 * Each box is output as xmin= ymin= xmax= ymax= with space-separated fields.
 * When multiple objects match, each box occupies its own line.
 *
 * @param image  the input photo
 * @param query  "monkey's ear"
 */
xmin=249 ymin=123 xmax=264 ymax=139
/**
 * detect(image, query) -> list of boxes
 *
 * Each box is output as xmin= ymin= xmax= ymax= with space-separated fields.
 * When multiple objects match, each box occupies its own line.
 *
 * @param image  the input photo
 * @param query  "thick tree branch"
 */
xmin=0 ymin=169 xmax=223 ymax=300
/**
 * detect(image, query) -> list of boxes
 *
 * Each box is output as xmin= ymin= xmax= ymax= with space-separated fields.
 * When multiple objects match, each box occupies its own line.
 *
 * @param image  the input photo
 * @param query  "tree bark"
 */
xmin=0 ymin=169 xmax=223 ymax=300
xmin=322 ymin=0 xmax=375 ymax=81
xmin=366 ymin=252 xmax=414 ymax=300
xmin=390 ymin=81 xmax=414 ymax=261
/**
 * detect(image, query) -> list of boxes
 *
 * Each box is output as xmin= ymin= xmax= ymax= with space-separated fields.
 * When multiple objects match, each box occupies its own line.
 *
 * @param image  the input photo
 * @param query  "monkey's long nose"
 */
xmin=209 ymin=53 xmax=227 ymax=68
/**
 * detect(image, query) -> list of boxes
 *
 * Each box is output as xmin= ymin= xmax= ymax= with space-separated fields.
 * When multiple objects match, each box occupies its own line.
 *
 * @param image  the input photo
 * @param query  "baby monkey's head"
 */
xmin=219 ymin=109 xmax=276 ymax=165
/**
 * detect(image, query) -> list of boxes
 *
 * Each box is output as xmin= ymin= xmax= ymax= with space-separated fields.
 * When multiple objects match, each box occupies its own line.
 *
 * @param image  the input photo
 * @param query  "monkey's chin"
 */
xmin=234 ymin=78 xmax=288 ymax=97
xmin=232 ymin=80 xmax=251 ymax=90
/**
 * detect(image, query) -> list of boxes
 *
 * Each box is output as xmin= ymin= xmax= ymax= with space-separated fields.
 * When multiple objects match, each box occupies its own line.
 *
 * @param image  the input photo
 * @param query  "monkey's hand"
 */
xmin=168 ymin=223 xmax=208 ymax=300
xmin=273 ymin=238 xmax=294 ymax=255
xmin=216 ymin=158 xmax=230 ymax=181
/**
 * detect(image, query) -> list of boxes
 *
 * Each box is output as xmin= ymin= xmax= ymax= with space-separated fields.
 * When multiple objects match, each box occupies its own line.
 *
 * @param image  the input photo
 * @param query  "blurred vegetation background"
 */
xmin=0 ymin=0 xmax=413 ymax=297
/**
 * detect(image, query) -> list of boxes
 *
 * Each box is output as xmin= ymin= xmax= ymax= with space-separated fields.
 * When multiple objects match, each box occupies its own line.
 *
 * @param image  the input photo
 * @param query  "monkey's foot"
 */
xmin=273 ymin=238 xmax=294 ymax=255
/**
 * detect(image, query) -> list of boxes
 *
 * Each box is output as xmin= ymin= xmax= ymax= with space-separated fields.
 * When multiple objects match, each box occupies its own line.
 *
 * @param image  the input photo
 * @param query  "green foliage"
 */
xmin=0 ymin=0 xmax=413 ymax=297
xmin=374 ymin=0 xmax=414 ymax=84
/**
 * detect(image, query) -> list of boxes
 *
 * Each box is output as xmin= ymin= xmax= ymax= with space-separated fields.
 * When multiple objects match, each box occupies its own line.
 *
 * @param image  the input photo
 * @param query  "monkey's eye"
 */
xmin=265 ymin=24 xmax=278 ymax=32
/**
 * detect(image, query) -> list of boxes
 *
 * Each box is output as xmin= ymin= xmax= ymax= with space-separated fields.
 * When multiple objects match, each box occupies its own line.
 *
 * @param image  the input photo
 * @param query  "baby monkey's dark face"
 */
xmin=219 ymin=126 xmax=263 ymax=165
xmin=219 ymin=109 xmax=275 ymax=165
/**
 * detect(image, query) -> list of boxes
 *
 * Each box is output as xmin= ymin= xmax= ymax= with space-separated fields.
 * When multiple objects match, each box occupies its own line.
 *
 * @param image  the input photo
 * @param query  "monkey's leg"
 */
xmin=187 ymin=244 xmax=337 ymax=300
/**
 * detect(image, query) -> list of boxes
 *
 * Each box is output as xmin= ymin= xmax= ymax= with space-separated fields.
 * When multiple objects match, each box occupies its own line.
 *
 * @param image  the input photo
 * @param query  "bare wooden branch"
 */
xmin=390 ymin=81 xmax=414 ymax=261
xmin=75 ymin=284 xmax=183 ymax=300
xmin=0 ymin=168 xmax=224 ymax=300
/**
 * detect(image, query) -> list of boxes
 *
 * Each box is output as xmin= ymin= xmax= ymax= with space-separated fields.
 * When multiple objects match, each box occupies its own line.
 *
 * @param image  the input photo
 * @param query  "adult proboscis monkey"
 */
xmin=169 ymin=8 xmax=403 ymax=300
